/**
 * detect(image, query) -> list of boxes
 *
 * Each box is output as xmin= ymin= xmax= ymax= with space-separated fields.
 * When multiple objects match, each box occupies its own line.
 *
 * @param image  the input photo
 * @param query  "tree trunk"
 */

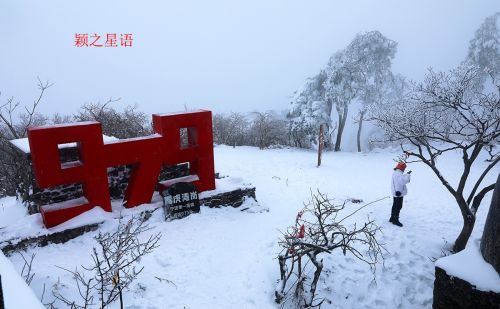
xmin=119 ymin=281 xmax=124 ymax=309
xmin=317 ymin=124 xmax=324 ymax=167
xmin=0 ymin=276 xmax=4 ymax=309
xmin=306 ymin=252 xmax=323 ymax=307
xmin=356 ymin=110 xmax=365 ymax=153
xmin=480 ymin=173 xmax=500 ymax=273
xmin=334 ymin=105 xmax=348 ymax=152
xmin=453 ymin=198 xmax=476 ymax=252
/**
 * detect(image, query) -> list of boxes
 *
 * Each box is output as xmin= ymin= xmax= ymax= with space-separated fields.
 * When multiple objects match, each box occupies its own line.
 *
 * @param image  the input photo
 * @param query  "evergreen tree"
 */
xmin=288 ymin=71 xmax=331 ymax=148
xmin=467 ymin=12 xmax=500 ymax=88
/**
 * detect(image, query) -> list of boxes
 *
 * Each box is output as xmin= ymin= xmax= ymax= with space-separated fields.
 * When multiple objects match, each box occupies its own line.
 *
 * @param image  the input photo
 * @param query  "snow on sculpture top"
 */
xmin=10 ymin=134 xmax=118 ymax=154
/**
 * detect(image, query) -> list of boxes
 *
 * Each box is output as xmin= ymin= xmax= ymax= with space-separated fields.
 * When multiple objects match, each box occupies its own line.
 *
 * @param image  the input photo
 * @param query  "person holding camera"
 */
xmin=390 ymin=162 xmax=412 ymax=227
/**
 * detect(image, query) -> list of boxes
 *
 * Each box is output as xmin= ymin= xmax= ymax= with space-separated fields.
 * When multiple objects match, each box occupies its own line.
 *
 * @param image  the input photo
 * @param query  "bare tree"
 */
xmin=0 ymin=77 xmax=53 ymax=140
xmin=74 ymin=99 xmax=150 ymax=139
xmin=372 ymin=64 xmax=499 ymax=252
xmin=51 ymin=112 xmax=73 ymax=124
xmin=0 ymin=78 xmax=52 ymax=197
xmin=275 ymin=191 xmax=385 ymax=308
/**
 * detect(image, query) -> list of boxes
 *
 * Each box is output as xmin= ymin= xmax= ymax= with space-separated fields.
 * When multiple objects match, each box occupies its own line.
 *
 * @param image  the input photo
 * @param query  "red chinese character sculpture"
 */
xmin=153 ymin=110 xmax=215 ymax=192
xmin=28 ymin=122 xmax=111 ymax=228
xmin=27 ymin=110 xmax=215 ymax=228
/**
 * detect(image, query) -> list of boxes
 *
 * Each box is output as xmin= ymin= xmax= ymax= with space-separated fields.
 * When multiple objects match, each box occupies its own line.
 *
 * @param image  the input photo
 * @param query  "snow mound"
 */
xmin=0 ymin=252 xmax=44 ymax=308
xmin=436 ymin=238 xmax=500 ymax=292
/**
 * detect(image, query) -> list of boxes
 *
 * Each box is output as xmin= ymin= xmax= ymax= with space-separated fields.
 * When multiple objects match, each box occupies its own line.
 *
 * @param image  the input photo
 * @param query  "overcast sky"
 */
xmin=0 ymin=1 xmax=499 ymax=117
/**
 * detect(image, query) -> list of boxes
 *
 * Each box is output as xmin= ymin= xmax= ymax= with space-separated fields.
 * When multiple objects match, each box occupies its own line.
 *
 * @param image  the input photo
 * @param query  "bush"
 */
xmin=275 ymin=191 xmax=385 ymax=308
xmin=74 ymin=99 xmax=151 ymax=139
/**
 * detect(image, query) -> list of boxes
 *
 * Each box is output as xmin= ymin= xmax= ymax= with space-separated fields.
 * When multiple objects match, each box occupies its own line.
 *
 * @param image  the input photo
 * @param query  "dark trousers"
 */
xmin=391 ymin=197 xmax=404 ymax=219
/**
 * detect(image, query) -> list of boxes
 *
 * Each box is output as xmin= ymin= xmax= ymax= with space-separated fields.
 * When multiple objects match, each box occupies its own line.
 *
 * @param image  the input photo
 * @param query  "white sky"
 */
xmin=0 ymin=0 xmax=499 ymax=117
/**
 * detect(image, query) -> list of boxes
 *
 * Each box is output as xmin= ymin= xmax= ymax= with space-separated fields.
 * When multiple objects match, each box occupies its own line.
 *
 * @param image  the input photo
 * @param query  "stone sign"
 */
xmin=163 ymin=182 xmax=200 ymax=220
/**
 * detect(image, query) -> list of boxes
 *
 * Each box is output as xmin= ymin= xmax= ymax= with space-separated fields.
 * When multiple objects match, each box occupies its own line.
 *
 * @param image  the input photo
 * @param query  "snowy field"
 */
xmin=1 ymin=145 xmax=498 ymax=308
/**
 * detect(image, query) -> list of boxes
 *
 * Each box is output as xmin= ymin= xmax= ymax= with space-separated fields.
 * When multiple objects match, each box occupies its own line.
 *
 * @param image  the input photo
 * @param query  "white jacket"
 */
xmin=391 ymin=170 xmax=411 ymax=197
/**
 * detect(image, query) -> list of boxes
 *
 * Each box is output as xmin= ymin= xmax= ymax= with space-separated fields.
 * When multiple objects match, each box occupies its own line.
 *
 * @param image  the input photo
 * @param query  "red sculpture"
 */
xmin=27 ymin=110 xmax=215 ymax=228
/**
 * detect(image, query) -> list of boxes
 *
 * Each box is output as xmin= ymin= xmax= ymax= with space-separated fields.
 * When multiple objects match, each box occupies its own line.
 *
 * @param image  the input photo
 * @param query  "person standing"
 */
xmin=390 ymin=162 xmax=411 ymax=227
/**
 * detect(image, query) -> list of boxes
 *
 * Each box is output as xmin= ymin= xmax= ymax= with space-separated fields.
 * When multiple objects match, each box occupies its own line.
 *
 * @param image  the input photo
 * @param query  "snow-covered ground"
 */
xmin=1 ymin=145 xmax=498 ymax=308
xmin=0 ymin=251 xmax=44 ymax=309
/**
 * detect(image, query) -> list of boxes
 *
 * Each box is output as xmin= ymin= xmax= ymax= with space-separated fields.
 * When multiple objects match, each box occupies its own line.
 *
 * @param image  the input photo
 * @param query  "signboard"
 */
xmin=27 ymin=110 xmax=215 ymax=228
xmin=163 ymin=182 xmax=200 ymax=220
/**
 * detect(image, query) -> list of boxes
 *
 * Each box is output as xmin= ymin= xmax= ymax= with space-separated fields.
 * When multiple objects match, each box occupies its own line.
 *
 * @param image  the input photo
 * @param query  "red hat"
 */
xmin=395 ymin=162 xmax=407 ymax=171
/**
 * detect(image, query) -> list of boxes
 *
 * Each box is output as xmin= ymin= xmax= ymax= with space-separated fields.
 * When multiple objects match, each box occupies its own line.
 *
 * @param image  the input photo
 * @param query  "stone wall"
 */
xmin=19 ymin=143 xmax=191 ymax=213
xmin=201 ymin=187 xmax=256 ymax=208
xmin=32 ymin=183 xmax=83 ymax=207
xmin=433 ymin=267 xmax=500 ymax=309
xmin=1 ymin=223 xmax=101 ymax=256
xmin=107 ymin=163 xmax=190 ymax=199
xmin=107 ymin=165 xmax=132 ymax=199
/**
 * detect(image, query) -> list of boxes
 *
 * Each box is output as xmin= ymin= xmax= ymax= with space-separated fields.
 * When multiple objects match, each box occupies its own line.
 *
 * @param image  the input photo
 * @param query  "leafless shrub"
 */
xmin=213 ymin=111 xmax=290 ymax=149
xmin=18 ymin=252 xmax=36 ymax=286
xmin=275 ymin=191 xmax=386 ymax=308
xmin=52 ymin=216 xmax=163 ymax=308
xmin=0 ymin=78 xmax=52 ymax=197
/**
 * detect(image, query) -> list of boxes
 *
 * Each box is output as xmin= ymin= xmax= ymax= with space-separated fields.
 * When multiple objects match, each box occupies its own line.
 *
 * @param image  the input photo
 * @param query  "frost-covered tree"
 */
xmin=366 ymin=74 xmax=408 ymax=147
xmin=372 ymin=64 xmax=500 ymax=252
xmin=288 ymin=31 xmax=397 ymax=152
xmin=354 ymin=34 xmax=398 ymax=152
xmin=226 ymin=112 xmax=249 ymax=147
xmin=466 ymin=12 xmax=500 ymax=88
xmin=324 ymin=31 xmax=397 ymax=151
xmin=324 ymin=51 xmax=361 ymax=152
xmin=249 ymin=111 xmax=287 ymax=149
xmin=213 ymin=112 xmax=249 ymax=147
xmin=288 ymin=71 xmax=332 ymax=148
xmin=212 ymin=113 xmax=230 ymax=145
